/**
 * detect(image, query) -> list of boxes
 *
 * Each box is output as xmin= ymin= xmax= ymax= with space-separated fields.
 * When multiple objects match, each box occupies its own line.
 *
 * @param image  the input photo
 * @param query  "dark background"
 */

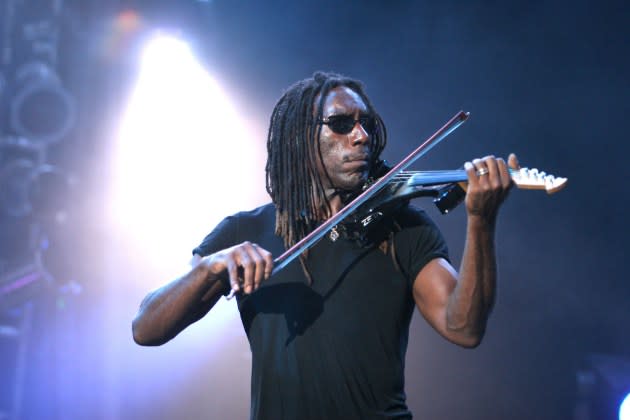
xmin=1 ymin=0 xmax=628 ymax=419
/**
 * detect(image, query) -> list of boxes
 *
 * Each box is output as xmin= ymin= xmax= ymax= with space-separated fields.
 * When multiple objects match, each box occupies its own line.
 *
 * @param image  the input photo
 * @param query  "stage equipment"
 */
xmin=575 ymin=354 xmax=630 ymax=420
xmin=9 ymin=61 xmax=76 ymax=145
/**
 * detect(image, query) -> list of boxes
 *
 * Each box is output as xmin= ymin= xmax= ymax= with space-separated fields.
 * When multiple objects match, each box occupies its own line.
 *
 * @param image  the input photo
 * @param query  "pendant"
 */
xmin=329 ymin=226 xmax=339 ymax=242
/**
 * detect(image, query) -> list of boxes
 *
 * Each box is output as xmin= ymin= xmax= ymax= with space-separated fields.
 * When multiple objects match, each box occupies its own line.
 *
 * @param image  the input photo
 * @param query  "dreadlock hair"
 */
xmin=265 ymin=71 xmax=387 ymax=253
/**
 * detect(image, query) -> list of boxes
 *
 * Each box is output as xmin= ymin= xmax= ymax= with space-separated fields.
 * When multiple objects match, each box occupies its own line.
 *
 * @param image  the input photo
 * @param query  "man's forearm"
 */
xmin=132 ymin=263 xmax=225 ymax=346
xmin=446 ymin=215 xmax=497 ymax=340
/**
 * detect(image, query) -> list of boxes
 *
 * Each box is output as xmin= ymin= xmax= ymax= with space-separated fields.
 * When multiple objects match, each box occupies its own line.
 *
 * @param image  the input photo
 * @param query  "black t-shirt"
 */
xmin=193 ymin=203 xmax=449 ymax=420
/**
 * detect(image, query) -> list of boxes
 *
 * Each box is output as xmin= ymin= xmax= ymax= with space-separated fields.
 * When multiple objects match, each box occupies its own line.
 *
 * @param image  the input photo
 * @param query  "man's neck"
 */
xmin=315 ymin=184 xmax=362 ymax=219
xmin=326 ymin=192 xmax=344 ymax=216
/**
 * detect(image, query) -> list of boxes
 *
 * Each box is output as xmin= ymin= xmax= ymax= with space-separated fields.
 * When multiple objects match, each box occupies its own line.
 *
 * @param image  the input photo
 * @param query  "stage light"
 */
xmin=9 ymin=61 xmax=76 ymax=145
xmin=107 ymin=35 xmax=267 ymax=395
xmin=621 ymin=392 xmax=630 ymax=420
xmin=111 ymin=32 xmax=266 ymax=278
xmin=576 ymin=354 xmax=630 ymax=420
xmin=105 ymin=34 xmax=266 ymax=399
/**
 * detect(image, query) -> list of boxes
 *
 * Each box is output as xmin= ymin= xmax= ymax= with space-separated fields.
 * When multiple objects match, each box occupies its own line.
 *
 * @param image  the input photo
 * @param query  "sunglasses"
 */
xmin=318 ymin=114 xmax=377 ymax=135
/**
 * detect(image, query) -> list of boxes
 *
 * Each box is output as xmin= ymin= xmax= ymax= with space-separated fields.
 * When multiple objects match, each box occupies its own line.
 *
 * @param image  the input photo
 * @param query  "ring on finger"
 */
xmin=476 ymin=167 xmax=489 ymax=176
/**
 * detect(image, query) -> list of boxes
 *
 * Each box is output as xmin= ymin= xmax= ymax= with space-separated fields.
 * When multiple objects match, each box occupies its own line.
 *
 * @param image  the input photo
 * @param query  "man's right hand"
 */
xmin=199 ymin=241 xmax=274 ymax=295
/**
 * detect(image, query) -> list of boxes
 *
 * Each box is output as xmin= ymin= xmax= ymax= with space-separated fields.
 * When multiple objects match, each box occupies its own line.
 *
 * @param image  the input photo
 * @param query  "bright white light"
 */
xmin=105 ymin=33 xmax=264 ymax=418
xmin=620 ymin=392 xmax=630 ymax=420
xmin=111 ymin=33 xmax=267 ymax=278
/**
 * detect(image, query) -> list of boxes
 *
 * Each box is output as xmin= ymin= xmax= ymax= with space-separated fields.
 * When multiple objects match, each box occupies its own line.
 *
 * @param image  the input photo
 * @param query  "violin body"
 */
xmin=331 ymin=176 xmax=458 ymax=247
xmin=332 ymin=166 xmax=567 ymax=247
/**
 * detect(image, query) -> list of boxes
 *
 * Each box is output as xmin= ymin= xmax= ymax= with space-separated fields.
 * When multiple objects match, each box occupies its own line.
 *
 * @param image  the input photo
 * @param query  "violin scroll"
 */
xmin=510 ymin=167 xmax=567 ymax=194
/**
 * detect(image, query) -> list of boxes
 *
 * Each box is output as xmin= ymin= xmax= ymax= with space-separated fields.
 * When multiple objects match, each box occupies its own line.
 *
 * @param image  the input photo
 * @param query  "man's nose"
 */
xmin=349 ymin=122 xmax=370 ymax=146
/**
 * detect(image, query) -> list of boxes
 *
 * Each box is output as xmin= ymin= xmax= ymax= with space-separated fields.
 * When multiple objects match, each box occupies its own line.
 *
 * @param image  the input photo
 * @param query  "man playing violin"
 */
xmin=132 ymin=71 xmax=519 ymax=419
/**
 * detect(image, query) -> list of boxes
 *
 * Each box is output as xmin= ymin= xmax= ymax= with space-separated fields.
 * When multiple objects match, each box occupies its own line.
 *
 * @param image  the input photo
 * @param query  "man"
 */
xmin=132 ymin=71 xmax=517 ymax=419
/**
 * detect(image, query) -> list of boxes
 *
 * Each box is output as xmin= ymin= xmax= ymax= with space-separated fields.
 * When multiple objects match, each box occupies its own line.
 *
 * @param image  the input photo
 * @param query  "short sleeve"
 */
xmin=192 ymin=215 xmax=239 ymax=257
xmin=191 ymin=204 xmax=277 ymax=258
xmin=392 ymin=206 xmax=450 ymax=286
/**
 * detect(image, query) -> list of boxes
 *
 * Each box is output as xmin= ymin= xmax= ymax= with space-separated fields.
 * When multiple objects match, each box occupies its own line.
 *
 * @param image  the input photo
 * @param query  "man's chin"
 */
xmin=336 ymin=174 xmax=370 ymax=192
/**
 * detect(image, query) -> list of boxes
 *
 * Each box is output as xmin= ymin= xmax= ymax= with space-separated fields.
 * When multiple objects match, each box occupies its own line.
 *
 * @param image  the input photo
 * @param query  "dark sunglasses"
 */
xmin=318 ymin=114 xmax=377 ymax=135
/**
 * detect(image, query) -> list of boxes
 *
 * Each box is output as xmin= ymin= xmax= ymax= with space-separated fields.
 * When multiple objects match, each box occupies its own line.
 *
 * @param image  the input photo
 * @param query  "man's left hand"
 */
xmin=463 ymin=153 xmax=519 ymax=222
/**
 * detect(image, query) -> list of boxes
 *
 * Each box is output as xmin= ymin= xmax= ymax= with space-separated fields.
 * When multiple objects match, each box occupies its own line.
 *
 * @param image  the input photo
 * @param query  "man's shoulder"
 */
xmin=193 ymin=203 xmax=276 ymax=257
xmin=394 ymin=203 xmax=436 ymax=229
xmin=220 ymin=202 xmax=276 ymax=234
xmin=228 ymin=202 xmax=275 ymax=222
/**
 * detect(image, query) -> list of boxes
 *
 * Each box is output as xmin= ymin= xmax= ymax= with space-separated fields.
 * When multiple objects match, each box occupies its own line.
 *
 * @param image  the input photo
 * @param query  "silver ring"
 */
xmin=477 ymin=168 xmax=489 ymax=176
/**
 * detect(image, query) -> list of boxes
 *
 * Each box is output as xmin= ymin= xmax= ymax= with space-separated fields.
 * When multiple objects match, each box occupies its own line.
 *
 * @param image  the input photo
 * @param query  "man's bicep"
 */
xmin=412 ymin=257 xmax=459 ymax=333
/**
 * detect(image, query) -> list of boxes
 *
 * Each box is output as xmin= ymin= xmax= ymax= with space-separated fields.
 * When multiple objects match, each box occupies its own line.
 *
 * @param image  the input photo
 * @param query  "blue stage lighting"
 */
xmin=620 ymin=392 xmax=630 ymax=420
xmin=577 ymin=354 xmax=630 ymax=420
